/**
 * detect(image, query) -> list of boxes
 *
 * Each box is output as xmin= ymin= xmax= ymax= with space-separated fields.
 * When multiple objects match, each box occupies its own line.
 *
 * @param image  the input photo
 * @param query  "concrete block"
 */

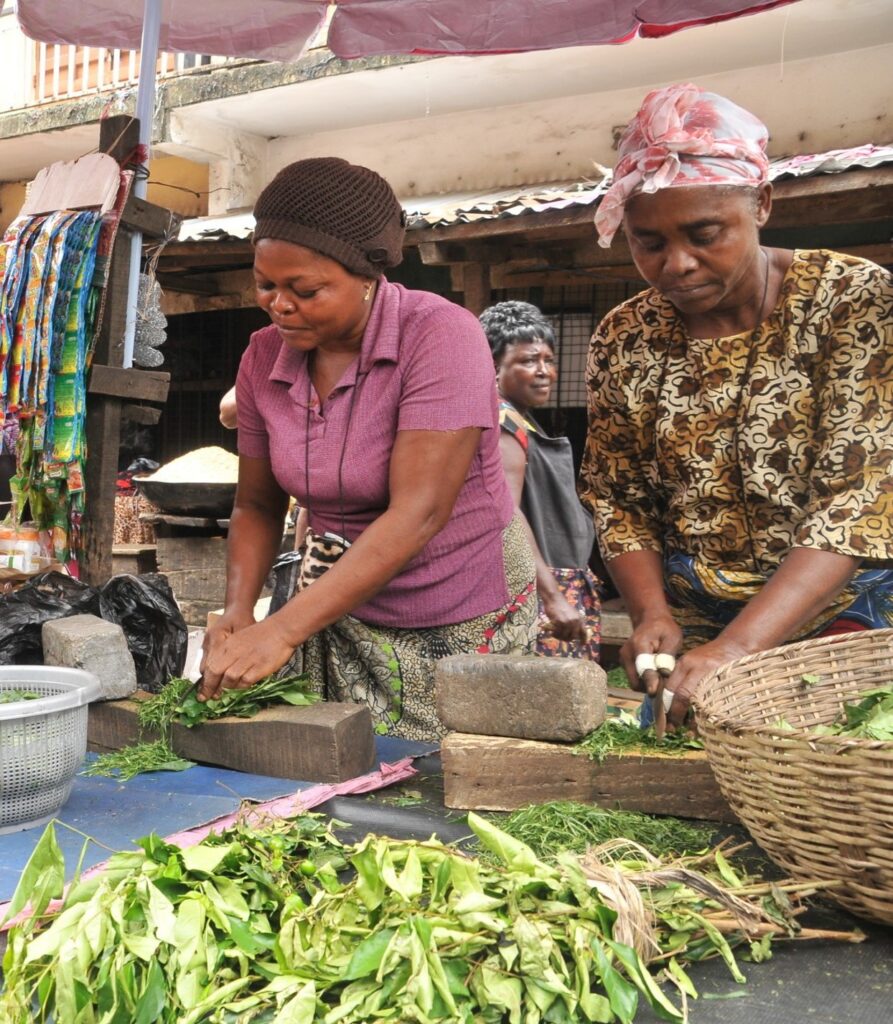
xmin=42 ymin=614 xmax=137 ymax=701
xmin=435 ymin=654 xmax=606 ymax=742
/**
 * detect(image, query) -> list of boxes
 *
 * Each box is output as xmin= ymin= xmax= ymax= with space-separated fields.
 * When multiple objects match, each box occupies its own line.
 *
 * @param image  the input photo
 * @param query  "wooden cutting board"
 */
xmin=88 ymin=692 xmax=375 ymax=783
xmin=441 ymin=731 xmax=735 ymax=823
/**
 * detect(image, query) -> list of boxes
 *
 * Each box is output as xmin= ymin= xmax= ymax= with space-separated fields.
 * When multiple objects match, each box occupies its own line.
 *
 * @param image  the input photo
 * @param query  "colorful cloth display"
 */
xmin=0 ymin=209 xmax=103 ymax=568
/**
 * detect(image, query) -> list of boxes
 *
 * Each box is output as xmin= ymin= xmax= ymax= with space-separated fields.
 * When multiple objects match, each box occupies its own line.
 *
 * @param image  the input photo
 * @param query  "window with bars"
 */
xmin=493 ymin=281 xmax=642 ymax=410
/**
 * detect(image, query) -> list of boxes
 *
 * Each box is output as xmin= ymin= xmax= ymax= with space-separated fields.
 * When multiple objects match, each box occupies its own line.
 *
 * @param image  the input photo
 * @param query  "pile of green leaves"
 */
xmin=814 ymin=687 xmax=893 ymax=741
xmin=169 ymin=673 xmax=320 ymax=728
xmin=772 ymin=686 xmax=893 ymax=741
xmin=85 ymin=674 xmax=320 ymax=781
xmin=1 ymin=812 xmax=846 ymax=1024
xmin=576 ymin=710 xmax=703 ymax=764
xmin=480 ymin=801 xmax=714 ymax=860
xmin=0 ymin=689 xmax=41 ymax=704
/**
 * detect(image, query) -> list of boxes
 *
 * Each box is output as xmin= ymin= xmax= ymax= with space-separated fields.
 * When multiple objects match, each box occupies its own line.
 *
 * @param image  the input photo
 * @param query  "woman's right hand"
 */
xmin=201 ymin=606 xmax=257 ymax=679
xmin=620 ymin=612 xmax=683 ymax=695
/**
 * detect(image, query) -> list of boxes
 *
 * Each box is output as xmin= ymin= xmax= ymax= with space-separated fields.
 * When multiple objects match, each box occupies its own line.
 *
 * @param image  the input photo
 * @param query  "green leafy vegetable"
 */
xmin=173 ymin=673 xmax=319 ymax=727
xmin=479 ymin=801 xmax=714 ymax=860
xmin=82 ymin=740 xmax=195 ymax=781
xmin=576 ymin=710 xmax=704 ymax=764
xmin=0 ymin=689 xmax=41 ymax=704
xmin=0 ymin=812 xmax=859 ymax=1024
xmin=88 ymin=674 xmax=320 ymax=782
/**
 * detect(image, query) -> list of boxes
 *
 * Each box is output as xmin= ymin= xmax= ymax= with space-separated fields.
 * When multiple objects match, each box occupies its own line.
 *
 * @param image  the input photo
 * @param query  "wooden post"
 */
xmin=461 ymin=262 xmax=491 ymax=315
xmin=80 ymin=116 xmax=139 ymax=586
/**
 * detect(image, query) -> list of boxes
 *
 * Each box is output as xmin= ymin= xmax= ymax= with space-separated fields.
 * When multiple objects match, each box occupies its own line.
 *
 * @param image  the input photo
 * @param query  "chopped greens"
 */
xmin=576 ymin=709 xmax=704 ymax=763
xmin=0 ymin=689 xmax=41 ymax=704
xmin=480 ymin=800 xmax=714 ymax=860
xmin=82 ymin=739 xmax=195 ymax=781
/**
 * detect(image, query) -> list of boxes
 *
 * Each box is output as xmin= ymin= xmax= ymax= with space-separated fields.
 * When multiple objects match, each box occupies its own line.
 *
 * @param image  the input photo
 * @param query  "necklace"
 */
xmin=656 ymin=246 xmax=773 ymax=574
xmin=303 ymin=354 xmax=366 ymax=542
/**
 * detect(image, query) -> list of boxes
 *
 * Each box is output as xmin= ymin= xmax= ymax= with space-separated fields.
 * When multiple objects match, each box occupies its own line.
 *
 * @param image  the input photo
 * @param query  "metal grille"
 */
xmin=492 ymin=281 xmax=642 ymax=410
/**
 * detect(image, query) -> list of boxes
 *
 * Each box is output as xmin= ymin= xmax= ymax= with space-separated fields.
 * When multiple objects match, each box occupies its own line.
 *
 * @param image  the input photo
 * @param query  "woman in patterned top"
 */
xmin=580 ymin=82 xmax=893 ymax=726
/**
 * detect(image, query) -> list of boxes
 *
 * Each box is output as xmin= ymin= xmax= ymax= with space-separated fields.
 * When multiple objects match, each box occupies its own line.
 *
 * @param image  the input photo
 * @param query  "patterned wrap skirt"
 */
xmin=535 ymin=567 xmax=601 ymax=661
xmin=278 ymin=513 xmax=538 ymax=740
xmin=664 ymin=551 xmax=893 ymax=649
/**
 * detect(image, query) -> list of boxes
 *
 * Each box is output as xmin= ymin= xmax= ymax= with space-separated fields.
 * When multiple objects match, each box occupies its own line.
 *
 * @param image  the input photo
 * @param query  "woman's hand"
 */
xmin=620 ymin=611 xmax=683 ymax=696
xmin=198 ymin=614 xmax=297 ymax=702
xmin=541 ymin=591 xmax=589 ymax=644
xmin=663 ymin=636 xmax=751 ymax=727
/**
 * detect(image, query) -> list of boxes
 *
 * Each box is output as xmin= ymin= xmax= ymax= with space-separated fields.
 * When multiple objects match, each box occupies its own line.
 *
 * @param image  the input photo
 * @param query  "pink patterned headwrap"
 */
xmin=595 ymin=83 xmax=769 ymax=248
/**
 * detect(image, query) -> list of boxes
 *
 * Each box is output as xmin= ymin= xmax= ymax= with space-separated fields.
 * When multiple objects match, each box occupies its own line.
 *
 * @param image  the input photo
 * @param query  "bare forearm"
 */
xmin=605 ymin=548 xmax=670 ymax=625
xmin=224 ymin=503 xmax=286 ymax=614
xmin=720 ymin=547 xmax=860 ymax=653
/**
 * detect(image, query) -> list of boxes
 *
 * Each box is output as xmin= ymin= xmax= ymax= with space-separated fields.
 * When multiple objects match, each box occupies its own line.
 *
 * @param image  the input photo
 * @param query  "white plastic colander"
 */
xmin=0 ymin=666 xmax=100 ymax=834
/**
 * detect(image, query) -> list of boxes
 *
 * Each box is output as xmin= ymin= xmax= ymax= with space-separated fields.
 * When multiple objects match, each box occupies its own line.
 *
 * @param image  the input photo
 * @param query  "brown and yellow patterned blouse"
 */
xmin=580 ymin=249 xmax=893 ymax=573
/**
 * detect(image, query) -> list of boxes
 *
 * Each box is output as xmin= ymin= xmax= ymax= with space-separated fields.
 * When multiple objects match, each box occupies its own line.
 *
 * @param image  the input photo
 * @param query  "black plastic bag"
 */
xmin=0 ymin=572 xmax=100 ymax=665
xmin=99 ymin=573 xmax=187 ymax=693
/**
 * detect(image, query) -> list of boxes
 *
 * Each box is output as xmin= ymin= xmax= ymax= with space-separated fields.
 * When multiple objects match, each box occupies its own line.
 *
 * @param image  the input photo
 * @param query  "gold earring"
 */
xmin=364 ymin=283 xmax=373 ymax=301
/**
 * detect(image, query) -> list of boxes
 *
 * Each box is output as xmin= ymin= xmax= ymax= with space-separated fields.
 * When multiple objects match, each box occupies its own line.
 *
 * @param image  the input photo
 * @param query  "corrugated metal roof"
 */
xmin=177 ymin=143 xmax=893 ymax=242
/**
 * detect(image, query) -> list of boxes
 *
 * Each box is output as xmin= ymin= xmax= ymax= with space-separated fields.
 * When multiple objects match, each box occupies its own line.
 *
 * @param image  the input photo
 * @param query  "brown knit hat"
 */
xmin=253 ymin=158 xmax=405 ymax=277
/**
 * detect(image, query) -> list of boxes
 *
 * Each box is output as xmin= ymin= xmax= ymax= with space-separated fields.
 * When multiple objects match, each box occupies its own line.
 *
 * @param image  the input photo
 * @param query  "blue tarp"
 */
xmin=0 ymin=736 xmax=434 ymax=901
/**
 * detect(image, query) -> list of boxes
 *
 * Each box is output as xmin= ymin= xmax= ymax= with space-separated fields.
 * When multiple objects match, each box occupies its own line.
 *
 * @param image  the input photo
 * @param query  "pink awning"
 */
xmin=16 ymin=0 xmax=800 ymax=61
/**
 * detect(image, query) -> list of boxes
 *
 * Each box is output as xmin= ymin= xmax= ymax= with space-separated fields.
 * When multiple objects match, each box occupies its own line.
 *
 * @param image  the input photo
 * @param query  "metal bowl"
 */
xmin=134 ymin=476 xmax=236 ymax=517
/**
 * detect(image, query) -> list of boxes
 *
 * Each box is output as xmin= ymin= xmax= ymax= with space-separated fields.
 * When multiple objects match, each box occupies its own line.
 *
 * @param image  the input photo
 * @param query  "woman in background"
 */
xmin=482 ymin=300 xmax=600 ymax=660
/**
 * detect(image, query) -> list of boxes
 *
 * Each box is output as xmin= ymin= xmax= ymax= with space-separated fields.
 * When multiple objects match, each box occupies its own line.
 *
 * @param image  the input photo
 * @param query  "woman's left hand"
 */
xmin=198 ymin=616 xmax=297 ymax=702
xmin=664 ymin=637 xmax=751 ymax=727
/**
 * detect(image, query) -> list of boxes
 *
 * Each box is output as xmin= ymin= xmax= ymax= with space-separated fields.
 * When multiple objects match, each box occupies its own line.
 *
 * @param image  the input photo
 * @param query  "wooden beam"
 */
xmin=88 ymin=364 xmax=170 ymax=403
xmin=161 ymin=240 xmax=253 ymax=260
xmin=156 ymin=272 xmax=222 ymax=295
xmin=120 ymin=195 xmax=181 ymax=239
xmin=122 ymin=403 xmax=163 ymax=426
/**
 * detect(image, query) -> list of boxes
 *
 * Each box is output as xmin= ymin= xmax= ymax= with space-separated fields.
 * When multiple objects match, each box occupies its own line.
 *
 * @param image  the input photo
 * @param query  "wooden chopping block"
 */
xmin=88 ymin=692 xmax=375 ymax=783
xmin=441 ymin=732 xmax=736 ymax=823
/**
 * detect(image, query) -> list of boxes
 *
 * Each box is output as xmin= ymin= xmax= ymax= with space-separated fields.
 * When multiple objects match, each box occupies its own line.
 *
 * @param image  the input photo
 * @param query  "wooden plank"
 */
xmin=88 ymin=695 xmax=376 ymax=783
xmin=120 ymin=195 xmax=181 ymax=239
xmin=122 ymin=403 xmax=163 ymax=425
xmin=441 ymin=732 xmax=735 ymax=822
xmin=88 ymin=364 xmax=170 ymax=402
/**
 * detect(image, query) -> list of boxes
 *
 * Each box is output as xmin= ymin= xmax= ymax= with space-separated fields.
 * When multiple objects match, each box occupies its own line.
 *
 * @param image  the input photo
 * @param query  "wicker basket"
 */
xmin=693 ymin=628 xmax=893 ymax=925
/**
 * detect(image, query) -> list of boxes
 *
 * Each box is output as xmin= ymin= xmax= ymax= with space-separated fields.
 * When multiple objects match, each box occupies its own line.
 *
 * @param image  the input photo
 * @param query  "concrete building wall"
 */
xmin=262 ymin=45 xmax=892 ymax=205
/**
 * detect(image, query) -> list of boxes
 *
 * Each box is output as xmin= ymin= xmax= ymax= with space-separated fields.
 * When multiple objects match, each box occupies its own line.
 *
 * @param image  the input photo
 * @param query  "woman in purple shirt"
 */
xmin=199 ymin=158 xmax=538 ymax=739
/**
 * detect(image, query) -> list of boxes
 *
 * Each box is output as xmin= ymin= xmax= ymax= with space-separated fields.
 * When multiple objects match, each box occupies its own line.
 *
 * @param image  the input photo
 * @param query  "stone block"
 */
xmin=435 ymin=654 xmax=606 ymax=742
xmin=42 ymin=614 xmax=137 ymax=700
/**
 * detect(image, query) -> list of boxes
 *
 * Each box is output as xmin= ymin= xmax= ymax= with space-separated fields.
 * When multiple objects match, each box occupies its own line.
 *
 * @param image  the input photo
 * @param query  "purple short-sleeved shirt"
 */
xmin=236 ymin=279 xmax=514 ymax=628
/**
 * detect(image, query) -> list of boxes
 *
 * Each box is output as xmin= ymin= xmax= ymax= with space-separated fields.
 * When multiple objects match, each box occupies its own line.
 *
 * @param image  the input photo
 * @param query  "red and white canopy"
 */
xmin=15 ymin=0 xmax=799 ymax=61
